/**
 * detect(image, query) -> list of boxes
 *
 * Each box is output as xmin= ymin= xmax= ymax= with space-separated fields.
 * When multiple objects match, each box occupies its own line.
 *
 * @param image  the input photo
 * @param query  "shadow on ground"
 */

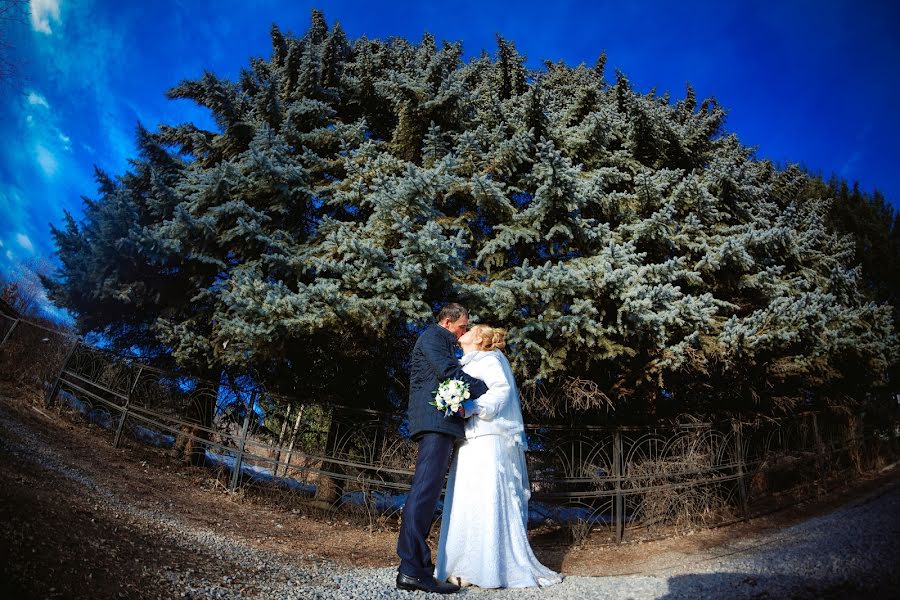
xmin=661 ymin=571 xmax=900 ymax=599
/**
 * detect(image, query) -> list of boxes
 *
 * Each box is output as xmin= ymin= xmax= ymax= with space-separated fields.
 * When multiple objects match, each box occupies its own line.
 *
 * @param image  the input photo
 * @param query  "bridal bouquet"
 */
xmin=430 ymin=378 xmax=471 ymax=416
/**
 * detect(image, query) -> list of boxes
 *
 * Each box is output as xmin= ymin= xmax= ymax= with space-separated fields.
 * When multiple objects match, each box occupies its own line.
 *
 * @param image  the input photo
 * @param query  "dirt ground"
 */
xmin=1 ymin=387 xmax=897 ymax=598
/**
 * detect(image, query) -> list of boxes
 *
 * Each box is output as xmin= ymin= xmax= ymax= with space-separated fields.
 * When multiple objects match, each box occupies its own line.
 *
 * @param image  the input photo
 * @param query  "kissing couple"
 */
xmin=396 ymin=303 xmax=562 ymax=593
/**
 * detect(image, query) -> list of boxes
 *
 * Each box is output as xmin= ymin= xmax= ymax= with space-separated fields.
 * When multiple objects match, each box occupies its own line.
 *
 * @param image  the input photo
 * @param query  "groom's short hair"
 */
xmin=437 ymin=302 xmax=468 ymax=323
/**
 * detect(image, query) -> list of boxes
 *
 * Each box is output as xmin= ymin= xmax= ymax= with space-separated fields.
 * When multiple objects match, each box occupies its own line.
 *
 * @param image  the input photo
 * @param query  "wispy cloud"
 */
xmin=0 ymin=0 xmax=133 ymax=283
xmin=0 ymin=86 xmax=81 ymax=277
xmin=839 ymin=149 xmax=863 ymax=178
xmin=21 ymin=89 xmax=70 ymax=174
xmin=30 ymin=0 xmax=61 ymax=35
xmin=31 ymin=1 xmax=136 ymax=173
xmin=27 ymin=91 xmax=50 ymax=108
xmin=15 ymin=233 xmax=34 ymax=253
xmin=34 ymin=144 xmax=58 ymax=176
xmin=838 ymin=124 xmax=872 ymax=179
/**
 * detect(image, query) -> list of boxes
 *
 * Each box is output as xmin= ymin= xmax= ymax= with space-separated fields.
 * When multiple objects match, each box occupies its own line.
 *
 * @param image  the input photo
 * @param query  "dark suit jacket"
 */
xmin=407 ymin=324 xmax=488 ymax=440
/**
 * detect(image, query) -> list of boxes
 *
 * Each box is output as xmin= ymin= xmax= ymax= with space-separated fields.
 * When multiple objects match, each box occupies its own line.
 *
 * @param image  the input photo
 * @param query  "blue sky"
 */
xmin=1 ymin=0 xmax=899 ymax=313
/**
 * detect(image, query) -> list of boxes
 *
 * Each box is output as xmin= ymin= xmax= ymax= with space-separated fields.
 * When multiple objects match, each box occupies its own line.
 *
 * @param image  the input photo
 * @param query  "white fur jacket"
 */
xmin=459 ymin=350 xmax=527 ymax=447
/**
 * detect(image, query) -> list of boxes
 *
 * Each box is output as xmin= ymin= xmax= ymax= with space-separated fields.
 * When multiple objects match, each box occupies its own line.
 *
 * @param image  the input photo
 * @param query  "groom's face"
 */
xmin=442 ymin=315 xmax=469 ymax=340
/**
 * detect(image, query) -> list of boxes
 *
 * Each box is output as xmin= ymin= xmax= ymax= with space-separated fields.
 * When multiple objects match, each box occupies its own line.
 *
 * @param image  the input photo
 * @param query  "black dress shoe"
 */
xmin=396 ymin=572 xmax=461 ymax=594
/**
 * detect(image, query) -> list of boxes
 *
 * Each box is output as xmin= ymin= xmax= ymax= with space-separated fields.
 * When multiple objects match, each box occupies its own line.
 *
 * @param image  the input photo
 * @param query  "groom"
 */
xmin=396 ymin=303 xmax=487 ymax=594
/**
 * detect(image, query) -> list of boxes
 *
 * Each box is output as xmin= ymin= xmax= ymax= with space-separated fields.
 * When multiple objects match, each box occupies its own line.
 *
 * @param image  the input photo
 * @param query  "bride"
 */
xmin=435 ymin=324 xmax=562 ymax=589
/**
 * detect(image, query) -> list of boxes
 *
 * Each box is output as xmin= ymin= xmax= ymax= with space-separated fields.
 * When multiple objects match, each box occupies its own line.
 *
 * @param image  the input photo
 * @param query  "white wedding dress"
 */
xmin=435 ymin=350 xmax=561 ymax=589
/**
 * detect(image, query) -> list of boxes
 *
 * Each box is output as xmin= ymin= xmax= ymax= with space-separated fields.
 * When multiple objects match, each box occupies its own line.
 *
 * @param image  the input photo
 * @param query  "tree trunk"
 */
xmin=272 ymin=403 xmax=292 ymax=473
xmin=279 ymin=404 xmax=305 ymax=478
xmin=173 ymin=371 xmax=220 ymax=466
xmin=315 ymin=407 xmax=346 ymax=504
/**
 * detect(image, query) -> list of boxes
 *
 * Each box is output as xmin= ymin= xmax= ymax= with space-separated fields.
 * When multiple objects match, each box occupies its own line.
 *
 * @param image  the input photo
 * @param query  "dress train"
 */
xmin=435 ymin=434 xmax=561 ymax=588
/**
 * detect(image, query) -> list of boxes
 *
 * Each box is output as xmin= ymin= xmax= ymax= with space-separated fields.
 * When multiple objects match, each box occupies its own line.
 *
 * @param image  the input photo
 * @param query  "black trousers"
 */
xmin=396 ymin=432 xmax=454 ymax=578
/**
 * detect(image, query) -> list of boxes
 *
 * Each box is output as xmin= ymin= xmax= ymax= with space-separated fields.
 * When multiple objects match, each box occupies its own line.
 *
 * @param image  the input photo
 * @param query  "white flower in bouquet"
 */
xmin=430 ymin=378 xmax=471 ymax=416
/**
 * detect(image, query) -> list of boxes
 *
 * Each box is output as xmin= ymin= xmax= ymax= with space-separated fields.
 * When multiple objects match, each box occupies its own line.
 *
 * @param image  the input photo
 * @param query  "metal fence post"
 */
xmin=113 ymin=365 xmax=144 ymax=448
xmin=613 ymin=428 xmax=624 ymax=543
xmin=230 ymin=389 xmax=258 ymax=492
xmin=45 ymin=338 xmax=80 ymax=408
xmin=733 ymin=420 xmax=749 ymax=519
xmin=0 ymin=318 xmax=19 ymax=349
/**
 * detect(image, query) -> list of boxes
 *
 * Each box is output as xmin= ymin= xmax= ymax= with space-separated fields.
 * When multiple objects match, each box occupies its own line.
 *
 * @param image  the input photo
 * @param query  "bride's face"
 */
xmin=458 ymin=327 xmax=481 ymax=350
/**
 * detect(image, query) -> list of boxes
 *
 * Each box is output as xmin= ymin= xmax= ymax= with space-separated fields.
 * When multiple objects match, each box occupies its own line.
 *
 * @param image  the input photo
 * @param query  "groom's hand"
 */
xmin=459 ymin=399 xmax=478 ymax=418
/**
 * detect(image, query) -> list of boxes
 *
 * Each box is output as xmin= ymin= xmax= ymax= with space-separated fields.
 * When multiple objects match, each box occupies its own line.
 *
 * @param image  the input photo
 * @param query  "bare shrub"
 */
xmin=342 ymin=480 xmax=382 ymax=530
xmin=626 ymin=451 xmax=732 ymax=532
xmin=566 ymin=518 xmax=594 ymax=545
xmin=522 ymin=376 xmax=614 ymax=418
xmin=750 ymin=454 xmax=801 ymax=497
xmin=0 ymin=262 xmax=74 ymax=400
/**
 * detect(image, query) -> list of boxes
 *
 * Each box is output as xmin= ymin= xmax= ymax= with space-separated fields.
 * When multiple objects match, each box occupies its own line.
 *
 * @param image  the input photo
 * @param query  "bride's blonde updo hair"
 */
xmin=470 ymin=324 xmax=507 ymax=351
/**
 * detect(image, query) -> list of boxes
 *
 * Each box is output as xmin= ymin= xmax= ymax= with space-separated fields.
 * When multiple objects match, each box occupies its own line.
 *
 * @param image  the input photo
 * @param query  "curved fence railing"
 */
xmin=2 ymin=315 xmax=898 ymax=544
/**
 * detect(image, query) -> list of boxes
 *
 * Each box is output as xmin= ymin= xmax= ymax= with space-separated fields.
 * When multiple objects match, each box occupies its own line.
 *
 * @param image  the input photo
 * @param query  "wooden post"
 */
xmin=45 ymin=338 xmax=80 ymax=408
xmin=113 ymin=365 xmax=144 ymax=448
xmin=230 ymin=389 xmax=258 ymax=492
xmin=0 ymin=318 xmax=19 ymax=349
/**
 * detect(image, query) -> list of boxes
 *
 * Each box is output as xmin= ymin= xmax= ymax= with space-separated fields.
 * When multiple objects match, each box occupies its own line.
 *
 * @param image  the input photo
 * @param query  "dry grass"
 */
xmin=0 ymin=318 xmax=73 ymax=400
xmin=625 ymin=454 xmax=734 ymax=532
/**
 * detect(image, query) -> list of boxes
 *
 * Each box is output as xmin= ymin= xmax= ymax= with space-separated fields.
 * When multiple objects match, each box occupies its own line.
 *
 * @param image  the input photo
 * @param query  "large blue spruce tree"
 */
xmin=47 ymin=10 xmax=897 ymax=427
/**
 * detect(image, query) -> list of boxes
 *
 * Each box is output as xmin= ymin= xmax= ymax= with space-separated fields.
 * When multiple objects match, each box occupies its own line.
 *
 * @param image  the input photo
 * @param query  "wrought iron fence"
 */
xmin=2 ymin=318 xmax=898 ymax=544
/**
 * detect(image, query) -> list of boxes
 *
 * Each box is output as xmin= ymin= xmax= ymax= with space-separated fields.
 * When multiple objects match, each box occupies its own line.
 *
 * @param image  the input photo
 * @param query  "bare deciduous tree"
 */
xmin=1 ymin=256 xmax=55 ymax=317
xmin=0 ymin=0 xmax=28 ymax=88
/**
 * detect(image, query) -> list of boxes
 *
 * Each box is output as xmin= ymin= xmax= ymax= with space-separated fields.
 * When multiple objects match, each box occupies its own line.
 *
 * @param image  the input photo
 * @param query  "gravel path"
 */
xmin=300 ymin=478 xmax=900 ymax=600
xmin=3 ymin=399 xmax=899 ymax=599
